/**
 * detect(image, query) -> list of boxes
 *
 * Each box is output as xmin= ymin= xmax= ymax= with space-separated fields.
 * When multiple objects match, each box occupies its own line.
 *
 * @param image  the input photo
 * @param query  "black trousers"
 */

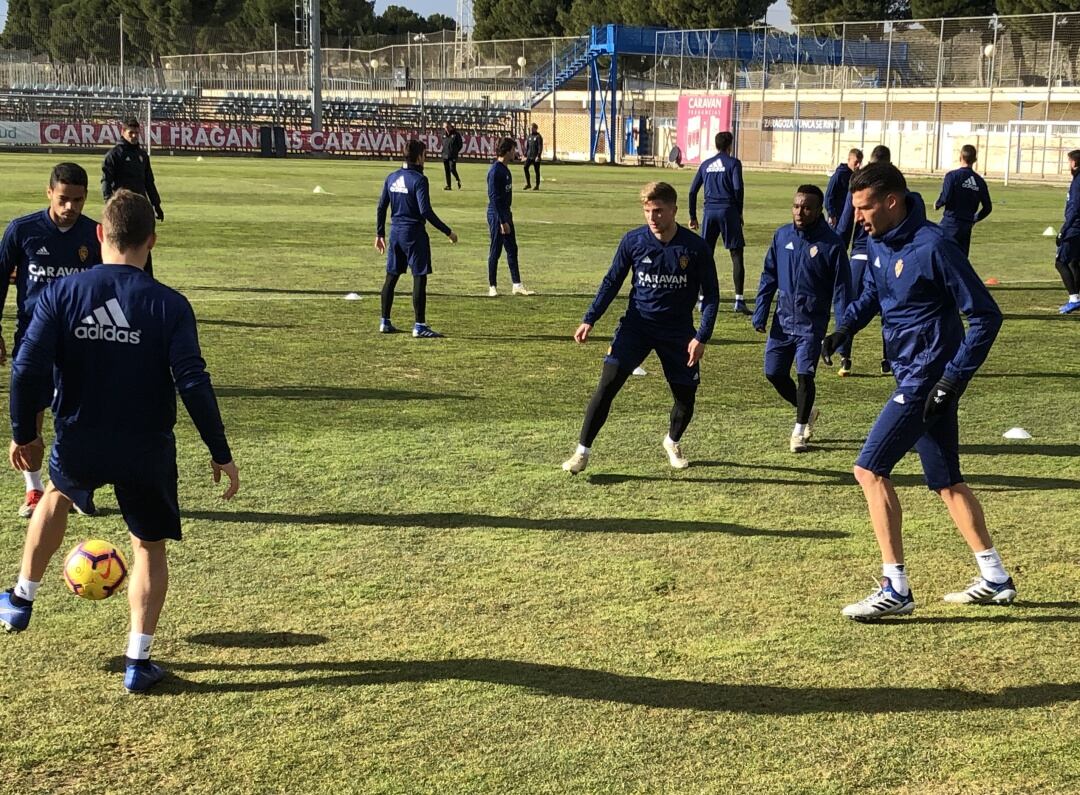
xmin=443 ymin=159 xmax=459 ymax=188
xmin=524 ymin=158 xmax=540 ymax=186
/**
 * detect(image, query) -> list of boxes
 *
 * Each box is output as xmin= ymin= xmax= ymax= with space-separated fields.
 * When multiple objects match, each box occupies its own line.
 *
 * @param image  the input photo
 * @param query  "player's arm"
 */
xmin=936 ymin=242 xmax=1003 ymax=385
xmin=487 ymin=169 xmax=509 ymax=226
xmin=0 ymin=224 xmax=21 ymax=363
xmin=101 ymin=147 xmax=118 ymax=200
xmin=831 ymin=244 xmax=852 ymax=327
xmin=934 ymin=174 xmax=951 ymax=211
xmin=824 ymin=172 xmax=840 ymax=224
xmin=415 ymin=176 xmax=455 ymax=240
xmin=1062 ymin=181 xmax=1080 ymax=236
xmin=976 ymin=177 xmax=992 ymax=222
xmin=537 ymin=134 xmax=544 ymax=157
xmin=750 ymin=237 xmax=778 ymax=331
xmin=144 ymin=157 xmax=163 ymax=219
xmin=169 ymin=301 xmax=239 ymax=498
xmin=688 ymin=167 xmax=704 ymax=227
xmin=581 ymin=236 xmax=633 ymax=331
xmin=9 ymin=284 xmax=58 ymax=467
xmin=375 ymin=180 xmax=390 ymax=247
xmin=824 ymin=256 xmax=880 ymax=364
xmin=696 ymin=246 xmax=720 ymax=344
xmin=733 ymin=160 xmax=744 ymax=218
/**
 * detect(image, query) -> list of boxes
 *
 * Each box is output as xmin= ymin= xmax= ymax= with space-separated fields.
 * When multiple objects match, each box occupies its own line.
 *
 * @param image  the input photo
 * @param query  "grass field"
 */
xmin=0 ymin=151 xmax=1078 ymax=794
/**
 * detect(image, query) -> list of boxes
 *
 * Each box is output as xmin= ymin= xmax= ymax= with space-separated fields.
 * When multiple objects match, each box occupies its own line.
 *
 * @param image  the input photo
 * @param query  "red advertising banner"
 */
xmin=676 ymin=95 xmax=733 ymax=165
xmin=36 ymin=121 xmax=515 ymax=157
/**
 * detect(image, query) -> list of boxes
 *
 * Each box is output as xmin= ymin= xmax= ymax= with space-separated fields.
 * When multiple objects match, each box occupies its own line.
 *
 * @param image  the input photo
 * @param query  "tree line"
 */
xmin=0 ymin=0 xmax=457 ymax=60
xmin=474 ymin=0 xmax=1080 ymax=39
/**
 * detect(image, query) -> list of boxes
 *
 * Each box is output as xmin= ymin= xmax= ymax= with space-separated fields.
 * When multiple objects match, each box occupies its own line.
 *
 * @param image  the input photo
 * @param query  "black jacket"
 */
xmin=102 ymin=141 xmax=162 ymax=210
xmin=441 ymin=130 xmax=463 ymax=161
xmin=525 ymin=132 xmax=544 ymax=160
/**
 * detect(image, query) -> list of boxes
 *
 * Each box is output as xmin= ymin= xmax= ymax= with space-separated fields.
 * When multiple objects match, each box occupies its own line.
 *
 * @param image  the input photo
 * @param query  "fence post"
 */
xmin=837 ymin=22 xmax=847 ymax=167
xmin=552 ymin=38 xmax=558 ymax=163
xmin=1042 ymin=13 xmax=1057 ymax=178
xmin=933 ymin=18 xmax=944 ymax=171
xmin=760 ymin=26 xmax=768 ymax=164
xmin=986 ymin=16 xmax=999 ymax=173
xmin=652 ymin=34 xmax=659 ymax=164
xmin=119 ymin=14 xmax=125 ymax=96
xmin=884 ymin=23 xmax=892 ymax=151
xmin=793 ymin=25 xmax=801 ymax=167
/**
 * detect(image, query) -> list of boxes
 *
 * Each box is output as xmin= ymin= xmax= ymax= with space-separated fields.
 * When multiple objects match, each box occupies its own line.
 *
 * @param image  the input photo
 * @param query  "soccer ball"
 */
xmin=63 ymin=540 xmax=129 ymax=600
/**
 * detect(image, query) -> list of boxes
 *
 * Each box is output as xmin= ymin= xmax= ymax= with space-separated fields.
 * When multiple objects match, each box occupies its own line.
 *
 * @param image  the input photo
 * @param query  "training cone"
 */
xmin=1043 ymin=226 xmax=1056 ymax=237
xmin=313 ymin=185 xmax=326 ymax=194
xmin=632 ymin=366 xmax=648 ymax=376
xmin=344 ymin=292 xmax=361 ymax=301
xmin=195 ymin=155 xmax=204 ymax=162
xmin=985 ymin=277 xmax=1000 ymax=285
xmin=1003 ymin=427 xmax=1032 ymax=440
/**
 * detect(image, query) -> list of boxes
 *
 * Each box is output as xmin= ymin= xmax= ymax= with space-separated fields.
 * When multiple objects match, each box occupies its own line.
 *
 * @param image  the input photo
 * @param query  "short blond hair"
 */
xmin=640 ymin=181 xmax=677 ymax=206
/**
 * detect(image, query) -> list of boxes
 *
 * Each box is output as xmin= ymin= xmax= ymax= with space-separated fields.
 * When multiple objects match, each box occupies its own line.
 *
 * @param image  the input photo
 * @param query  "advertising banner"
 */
xmin=32 ymin=121 xmax=514 ymax=157
xmin=676 ymin=95 xmax=733 ymax=165
xmin=0 ymin=121 xmax=43 ymax=146
xmin=762 ymin=117 xmax=843 ymax=132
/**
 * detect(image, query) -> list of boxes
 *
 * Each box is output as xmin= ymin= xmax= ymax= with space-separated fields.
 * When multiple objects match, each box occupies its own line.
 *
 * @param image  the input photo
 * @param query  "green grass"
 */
xmin=1 ymin=152 xmax=1078 ymax=794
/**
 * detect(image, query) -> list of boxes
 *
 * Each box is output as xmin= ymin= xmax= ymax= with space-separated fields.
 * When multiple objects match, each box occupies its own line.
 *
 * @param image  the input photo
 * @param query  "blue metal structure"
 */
xmin=518 ymin=24 xmax=910 ymax=162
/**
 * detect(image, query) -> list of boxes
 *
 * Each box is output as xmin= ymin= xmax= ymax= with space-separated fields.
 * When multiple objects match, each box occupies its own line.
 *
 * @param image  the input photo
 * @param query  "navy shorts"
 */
xmin=49 ymin=441 xmax=181 ymax=542
xmin=764 ymin=325 xmax=822 ymax=377
xmin=10 ymin=341 xmax=55 ymax=412
xmin=855 ymin=388 xmax=963 ymax=491
xmin=702 ymin=207 xmax=745 ymax=251
xmin=1057 ymin=237 xmax=1080 ymax=267
xmin=386 ymin=233 xmax=433 ymax=276
xmin=606 ymin=320 xmax=700 ymax=386
xmin=939 ymin=221 xmax=973 ymax=257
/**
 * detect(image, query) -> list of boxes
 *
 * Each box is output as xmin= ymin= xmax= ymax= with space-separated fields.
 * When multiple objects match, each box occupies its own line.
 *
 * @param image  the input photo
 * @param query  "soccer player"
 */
xmin=0 ymin=163 xmax=102 ymax=518
xmin=486 ymin=138 xmax=534 ymax=298
xmin=835 ymin=144 xmax=891 ymax=376
xmin=562 ymin=182 xmax=719 ymax=474
xmin=825 ymin=148 xmax=862 ymax=247
xmin=688 ymin=131 xmax=749 ymax=315
xmin=934 ymin=144 xmax=992 ymax=257
xmin=1054 ymin=149 xmax=1080 ymax=314
xmin=523 ymin=123 xmax=544 ymax=190
xmin=752 ymin=185 xmax=850 ymax=453
xmin=102 ymin=118 xmax=162 ymax=277
xmin=820 ymin=163 xmax=1012 ymax=620
xmin=375 ymin=139 xmax=458 ymax=338
xmin=0 ymin=190 xmax=240 ymax=693
xmin=440 ymin=121 xmax=463 ymax=191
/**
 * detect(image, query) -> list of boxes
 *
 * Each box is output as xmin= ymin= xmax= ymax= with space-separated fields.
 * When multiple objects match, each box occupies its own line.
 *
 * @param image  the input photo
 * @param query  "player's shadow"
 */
xmin=960 ymin=443 xmax=1080 ymax=457
xmin=185 ymin=632 xmax=328 ymax=648
xmin=456 ymin=333 xmax=612 ymax=344
xmin=188 ymin=286 xmax=346 ymax=296
xmin=215 ymin=385 xmax=474 ymax=401
xmin=200 ymin=318 xmax=297 ymax=329
xmin=979 ymin=369 xmax=1080 ymax=378
xmin=998 ymin=313 xmax=1079 ymax=323
xmin=130 ymin=657 xmax=1080 ymax=713
xmin=182 ymin=509 xmax=845 ymax=539
xmin=603 ymin=460 xmax=1080 ymax=492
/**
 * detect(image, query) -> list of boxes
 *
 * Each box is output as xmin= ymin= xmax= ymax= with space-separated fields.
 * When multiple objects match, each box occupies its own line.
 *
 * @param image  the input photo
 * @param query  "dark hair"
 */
xmin=960 ymin=144 xmax=977 ymax=164
xmin=404 ymin=138 xmax=427 ymax=164
xmin=102 ymin=189 xmax=155 ymax=252
xmin=640 ymin=181 xmax=678 ymax=206
xmin=849 ymin=162 xmax=907 ymax=198
xmin=1068 ymin=149 xmax=1080 ymax=165
xmin=849 ymin=148 xmax=864 ymax=162
xmin=715 ymin=131 xmax=734 ymax=152
xmin=531 ymin=123 xmax=538 ymax=131
xmin=795 ymin=184 xmax=824 ymax=204
xmin=49 ymin=162 xmax=88 ymax=189
xmin=497 ymin=137 xmax=517 ymax=157
xmin=123 ymin=117 xmax=141 ymax=130
xmin=870 ymin=145 xmax=891 ymax=164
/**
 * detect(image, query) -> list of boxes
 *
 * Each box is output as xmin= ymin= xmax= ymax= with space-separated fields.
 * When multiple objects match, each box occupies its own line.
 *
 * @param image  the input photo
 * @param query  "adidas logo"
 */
xmin=892 ymin=393 xmax=905 ymax=404
xmin=641 ymin=256 xmax=652 ymax=264
xmin=785 ymin=241 xmax=795 ymax=250
xmin=706 ymin=160 xmax=726 ymax=173
xmin=874 ymin=257 xmax=881 ymax=268
xmin=74 ymin=298 xmax=141 ymax=344
xmin=389 ymin=175 xmax=409 ymax=194
xmin=961 ymin=176 xmax=978 ymax=190
xmin=35 ymin=246 xmax=49 ymax=256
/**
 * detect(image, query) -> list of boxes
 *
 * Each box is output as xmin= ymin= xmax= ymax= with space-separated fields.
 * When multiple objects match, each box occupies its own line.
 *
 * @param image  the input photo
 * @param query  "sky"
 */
xmin=0 ymin=1 xmax=792 ymax=33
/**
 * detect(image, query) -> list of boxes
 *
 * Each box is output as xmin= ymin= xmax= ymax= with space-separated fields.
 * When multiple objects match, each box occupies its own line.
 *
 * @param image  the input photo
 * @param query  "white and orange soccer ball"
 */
xmin=62 ymin=540 xmax=129 ymax=600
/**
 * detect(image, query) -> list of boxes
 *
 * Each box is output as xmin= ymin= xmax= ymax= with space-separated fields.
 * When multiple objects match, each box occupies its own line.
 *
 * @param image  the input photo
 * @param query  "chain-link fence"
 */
xmin=650 ymin=13 xmax=1080 ymax=179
